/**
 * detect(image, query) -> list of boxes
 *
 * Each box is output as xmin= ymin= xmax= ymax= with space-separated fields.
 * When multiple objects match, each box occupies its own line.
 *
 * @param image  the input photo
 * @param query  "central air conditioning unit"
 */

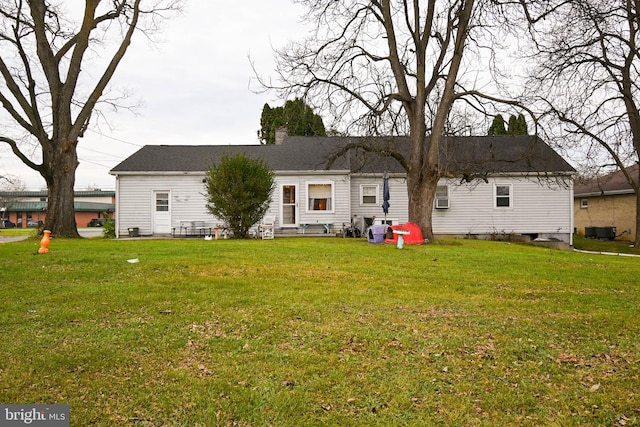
xmin=585 ymin=227 xmax=597 ymax=239
xmin=595 ymin=226 xmax=616 ymax=240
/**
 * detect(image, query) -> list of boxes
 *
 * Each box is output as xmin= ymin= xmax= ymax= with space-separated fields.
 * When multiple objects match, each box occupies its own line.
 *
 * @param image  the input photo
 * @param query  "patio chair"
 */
xmin=259 ymin=216 xmax=275 ymax=239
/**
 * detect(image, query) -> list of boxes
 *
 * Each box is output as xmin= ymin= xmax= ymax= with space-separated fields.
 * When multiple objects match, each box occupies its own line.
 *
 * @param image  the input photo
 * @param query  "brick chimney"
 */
xmin=275 ymin=127 xmax=288 ymax=145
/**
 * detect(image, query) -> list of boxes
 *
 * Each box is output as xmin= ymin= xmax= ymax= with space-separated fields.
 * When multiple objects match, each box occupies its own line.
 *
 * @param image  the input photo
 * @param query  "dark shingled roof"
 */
xmin=110 ymin=138 xmax=350 ymax=173
xmin=110 ymin=135 xmax=575 ymax=176
xmin=440 ymin=136 xmax=575 ymax=175
xmin=574 ymin=164 xmax=639 ymax=196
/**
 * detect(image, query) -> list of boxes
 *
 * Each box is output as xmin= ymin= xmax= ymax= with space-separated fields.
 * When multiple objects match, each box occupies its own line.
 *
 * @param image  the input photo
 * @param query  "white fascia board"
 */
xmin=108 ymin=171 xmax=204 ymax=177
xmin=484 ymin=171 xmax=575 ymax=178
xmin=351 ymin=172 xmax=407 ymax=178
xmin=275 ymin=169 xmax=351 ymax=176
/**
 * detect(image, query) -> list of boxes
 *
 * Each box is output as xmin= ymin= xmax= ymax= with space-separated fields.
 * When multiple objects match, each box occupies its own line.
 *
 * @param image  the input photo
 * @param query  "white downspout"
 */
xmin=570 ymin=176 xmax=575 ymax=247
xmin=114 ymin=175 xmax=120 ymax=239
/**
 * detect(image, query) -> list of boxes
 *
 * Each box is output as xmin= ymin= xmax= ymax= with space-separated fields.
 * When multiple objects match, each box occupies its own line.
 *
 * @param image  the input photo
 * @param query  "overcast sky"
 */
xmin=0 ymin=1 xmax=310 ymax=191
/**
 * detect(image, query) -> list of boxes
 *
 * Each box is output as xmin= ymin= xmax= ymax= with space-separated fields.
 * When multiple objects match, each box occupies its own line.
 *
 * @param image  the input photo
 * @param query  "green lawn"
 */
xmin=574 ymin=234 xmax=640 ymax=255
xmin=1 ymin=237 xmax=638 ymax=426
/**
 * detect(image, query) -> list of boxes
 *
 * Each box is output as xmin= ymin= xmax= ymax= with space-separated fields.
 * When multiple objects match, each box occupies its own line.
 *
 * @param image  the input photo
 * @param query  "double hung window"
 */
xmin=308 ymin=183 xmax=333 ymax=212
xmin=495 ymin=184 xmax=512 ymax=208
xmin=361 ymin=184 xmax=378 ymax=205
xmin=435 ymin=185 xmax=449 ymax=209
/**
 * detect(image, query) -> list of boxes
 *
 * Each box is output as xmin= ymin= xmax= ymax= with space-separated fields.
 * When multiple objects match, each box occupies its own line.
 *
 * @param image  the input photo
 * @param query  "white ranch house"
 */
xmin=109 ymin=135 xmax=576 ymax=244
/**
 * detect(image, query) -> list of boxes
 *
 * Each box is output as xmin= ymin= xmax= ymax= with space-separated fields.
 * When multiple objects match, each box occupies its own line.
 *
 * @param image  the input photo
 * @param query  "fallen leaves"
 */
xmin=617 ymin=415 xmax=631 ymax=426
xmin=556 ymin=353 xmax=582 ymax=366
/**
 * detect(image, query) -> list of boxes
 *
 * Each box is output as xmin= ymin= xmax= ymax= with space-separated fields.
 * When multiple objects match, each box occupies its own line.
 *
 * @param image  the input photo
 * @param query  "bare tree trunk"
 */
xmin=407 ymin=168 xmax=439 ymax=241
xmin=269 ymin=0 xmax=489 ymax=242
xmin=525 ymin=0 xmax=640 ymax=246
xmin=621 ymin=31 xmax=640 ymax=248
xmin=635 ymin=166 xmax=640 ymax=248
xmin=42 ymin=138 xmax=79 ymax=237
xmin=406 ymin=0 xmax=473 ymax=241
xmin=0 ymin=1 xmax=177 ymax=238
xmin=405 ymin=98 xmax=440 ymax=241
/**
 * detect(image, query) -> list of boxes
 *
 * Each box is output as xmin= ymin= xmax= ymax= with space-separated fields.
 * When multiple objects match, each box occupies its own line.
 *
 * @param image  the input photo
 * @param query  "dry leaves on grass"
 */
xmin=556 ymin=353 xmax=582 ymax=366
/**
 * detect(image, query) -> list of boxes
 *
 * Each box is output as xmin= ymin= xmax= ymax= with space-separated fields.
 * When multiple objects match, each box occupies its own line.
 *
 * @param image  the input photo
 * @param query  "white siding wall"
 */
xmin=433 ymin=177 xmax=573 ymax=238
xmin=116 ymin=172 xmax=573 ymax=240
xmin=115 ymin=174 xmax=213 ymax=237
xmin=261 ymin=186 xmax=280 ymax=225
xmin=350 ymin=175 xmax=409 ymax=224
xmin=116 ymin=172 xmax=352 ymax=236
xmin=270 ymin=173 xmax=352 ymax=233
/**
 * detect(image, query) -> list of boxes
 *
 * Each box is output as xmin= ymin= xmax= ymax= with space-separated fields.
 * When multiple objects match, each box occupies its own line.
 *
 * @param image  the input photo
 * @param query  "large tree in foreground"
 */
xmin=0 ymin=0 xmax=180 ymax=237
xmin=267 ymin=0 xmax=517 ymax=240
xmin=522 ymin=0 xmax=640 ymax=247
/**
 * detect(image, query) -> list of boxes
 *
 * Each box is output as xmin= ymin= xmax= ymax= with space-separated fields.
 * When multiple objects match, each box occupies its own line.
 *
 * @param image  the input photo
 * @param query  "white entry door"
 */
xmin=153 ymin=191 xmax=171 ymax=234
xmin=280 ymin=184 xmax=298 ymax=227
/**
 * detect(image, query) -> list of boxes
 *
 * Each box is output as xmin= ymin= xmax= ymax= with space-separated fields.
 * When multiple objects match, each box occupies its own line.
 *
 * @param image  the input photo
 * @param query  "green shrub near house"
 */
xmin=0 ymin=237 xmax=638 ymax=426
xmin=204 ymin=152 xmax=275 ymax=239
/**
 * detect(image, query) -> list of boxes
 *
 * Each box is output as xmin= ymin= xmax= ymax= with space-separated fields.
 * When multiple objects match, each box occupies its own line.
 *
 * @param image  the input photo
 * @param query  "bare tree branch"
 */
xmin=0 ymin=0 xmax=181 ymax=237
xmin=257 ymin=0 xmax=524 ymax=240
xmin=524 ymin=0 xmax=640 ymax=245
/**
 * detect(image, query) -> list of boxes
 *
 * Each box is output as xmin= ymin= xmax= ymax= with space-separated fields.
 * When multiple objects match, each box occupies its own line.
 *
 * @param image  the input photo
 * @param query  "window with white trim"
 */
xmin=360 ymin=184 xmax=379 ymax=205
xmin=495 ymin=184 xmax=512 ymax=208
xmin=580 ymin=199 xmax=588 ymax=208
xmin=435 ymin=185 xmax=449 ymax=209
xmin=307 ymin=183 xmax=333 ymax=212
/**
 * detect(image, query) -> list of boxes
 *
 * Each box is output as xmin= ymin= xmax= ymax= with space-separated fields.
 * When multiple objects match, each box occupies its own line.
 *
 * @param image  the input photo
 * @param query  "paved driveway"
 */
xmin=0 ymin=235 xmax=29 ymax=243
xmin=0 ymin=228 xmax=104 ymax=243
xmin=78 ymin=227 xmax=104 ymax=238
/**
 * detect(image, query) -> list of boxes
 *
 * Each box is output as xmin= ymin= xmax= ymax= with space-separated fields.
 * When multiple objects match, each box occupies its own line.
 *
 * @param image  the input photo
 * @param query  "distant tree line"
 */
xmin=258 ymin=98 xmax=326 ymax=144
xmin=487 ymin=114 xmax=528 ymax=136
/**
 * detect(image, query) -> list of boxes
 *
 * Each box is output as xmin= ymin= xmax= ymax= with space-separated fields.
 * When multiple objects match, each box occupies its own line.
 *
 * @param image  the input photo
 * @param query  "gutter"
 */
xmin=574 ymin=189 xmax=635 ymax=197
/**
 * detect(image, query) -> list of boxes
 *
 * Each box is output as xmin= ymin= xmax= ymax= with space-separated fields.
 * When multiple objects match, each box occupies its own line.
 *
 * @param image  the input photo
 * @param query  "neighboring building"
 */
xmin=0 ymin=190 xmax=115 ymax=228
xmin=574 ymin=164 xmax=639 ymax=242
xmin=109 ymin=135 xmax=576 ymax=243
